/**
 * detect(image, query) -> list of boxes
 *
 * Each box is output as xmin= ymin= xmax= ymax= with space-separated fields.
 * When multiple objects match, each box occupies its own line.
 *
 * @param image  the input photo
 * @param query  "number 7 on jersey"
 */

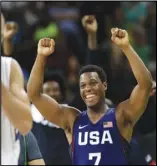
xmin=89 ymin=152 xmax=101 ymax=165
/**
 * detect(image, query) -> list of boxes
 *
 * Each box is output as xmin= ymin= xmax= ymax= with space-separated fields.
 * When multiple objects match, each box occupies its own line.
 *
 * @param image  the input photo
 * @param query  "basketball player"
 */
xmin=1 ymin=13 xmax=32 ymax=165
xmin=27 ymin=27 xmax=152 ymax=165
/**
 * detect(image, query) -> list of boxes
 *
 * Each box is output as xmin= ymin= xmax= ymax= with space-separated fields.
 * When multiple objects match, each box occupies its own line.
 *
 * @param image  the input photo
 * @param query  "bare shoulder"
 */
xmin=61 ymin=105 xmax=81 ymax=114
xmin=61 ymin=105 xmax=81 ymax=131
xmin=61 ymin=105 xmax=81 ymax=120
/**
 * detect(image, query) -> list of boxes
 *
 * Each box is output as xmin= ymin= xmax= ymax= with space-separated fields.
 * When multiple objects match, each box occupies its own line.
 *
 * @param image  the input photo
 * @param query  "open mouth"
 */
xmin=85 ymin=94 xmax=97 ymax=102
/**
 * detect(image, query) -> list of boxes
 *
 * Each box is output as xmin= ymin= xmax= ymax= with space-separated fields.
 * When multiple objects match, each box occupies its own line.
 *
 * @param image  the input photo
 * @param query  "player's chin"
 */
xmin=85 ymin=99 xmax=99 ymax=108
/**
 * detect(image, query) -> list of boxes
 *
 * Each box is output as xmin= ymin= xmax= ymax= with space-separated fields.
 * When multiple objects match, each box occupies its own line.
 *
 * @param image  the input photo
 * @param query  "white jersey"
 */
xmin=31 ymin=104 xmax=68 ymax=128
xmin=31 ymin=104 xmax=60 ymax=128
xmin=1 ymin=56 xmax=20 ymax=165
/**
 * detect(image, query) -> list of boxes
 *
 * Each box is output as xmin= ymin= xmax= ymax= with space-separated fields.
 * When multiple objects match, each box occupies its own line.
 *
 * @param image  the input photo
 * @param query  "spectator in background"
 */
xmin=31 ymin=71 xmax=72 ymax=165
xmin=18 ymin=131 xmax=45 ymax=165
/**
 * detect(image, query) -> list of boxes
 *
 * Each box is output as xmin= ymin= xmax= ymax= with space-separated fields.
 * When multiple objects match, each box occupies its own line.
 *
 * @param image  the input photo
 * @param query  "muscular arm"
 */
xmin=29 ymin=159 xmax=45 ymax=165
xmin=2 ymin=59 xmax=32 ymax=135
xmin=120 ymin=45 xmax=153 ymax=126
xmin=27 ymin=52 xmax=79 ymax=130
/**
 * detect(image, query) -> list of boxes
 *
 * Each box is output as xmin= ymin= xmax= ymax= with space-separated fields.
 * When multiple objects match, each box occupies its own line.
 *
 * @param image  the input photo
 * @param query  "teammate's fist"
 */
xmin=3 ymin=22 xmax=18 ymax=40
xmin=38 ymin=38 xmax=55 ymax=56
xmin=82 ymin=15 xmax=98 ymax=33
xmin=111 ymin=28 xmax=130 ymax=49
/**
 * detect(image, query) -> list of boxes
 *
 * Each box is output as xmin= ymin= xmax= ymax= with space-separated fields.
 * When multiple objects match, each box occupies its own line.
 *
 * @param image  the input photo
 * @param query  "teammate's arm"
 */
xmin=111 ymin=28 xmax=153 ymax=126
xmin=82 ymin=15 xmax=97 ymax=50
xmin=3 ymin=22 xmax=18 ymax=56
xmin=1 ymin=59 xmax=32 ymax=135
xmin=26 ymin=132 xmax=45 ymax=165
xmin=28 ymin=159 xmax=45 ymax=165
xmin=27 ymin=38 xmax=79 ymax=130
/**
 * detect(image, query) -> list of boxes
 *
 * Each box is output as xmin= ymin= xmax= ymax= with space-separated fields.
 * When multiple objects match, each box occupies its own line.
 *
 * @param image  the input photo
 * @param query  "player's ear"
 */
xmin=103 ymin=82 xmax=107 ymax=91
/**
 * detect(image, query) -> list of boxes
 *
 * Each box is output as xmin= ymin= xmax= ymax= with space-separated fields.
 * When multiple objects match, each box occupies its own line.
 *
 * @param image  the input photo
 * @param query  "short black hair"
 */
xmin=79 ymin=65 xmax=107 ymax=82
xmin=44 ymin=71 xmax=66 ymax=100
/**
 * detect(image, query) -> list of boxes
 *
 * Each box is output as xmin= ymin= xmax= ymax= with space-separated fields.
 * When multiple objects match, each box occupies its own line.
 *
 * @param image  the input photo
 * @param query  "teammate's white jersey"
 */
xmin=31 ymin=104 xmax=68 ymax=128
xmin=31 ymin=104 xmax=60 ymax=128
xmin=1 ymin=56 xmax=20 ymax=165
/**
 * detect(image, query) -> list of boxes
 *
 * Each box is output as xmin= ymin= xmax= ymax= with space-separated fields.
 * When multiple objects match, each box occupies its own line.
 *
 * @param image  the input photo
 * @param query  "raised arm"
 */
xmin=111 ymin=28 xmax=153 ymax=126
xmin=3 ymin=22 xmax=18 ymax=56
xmin=82 ymin=15 xmax=104 ymax=65
xmin=2 ymin=58 xmax=32 ymax=135
xmin=27 ymin=38 xmax=79 ymax=130
xmin=82 ymin=15 xmax=97 ymax=50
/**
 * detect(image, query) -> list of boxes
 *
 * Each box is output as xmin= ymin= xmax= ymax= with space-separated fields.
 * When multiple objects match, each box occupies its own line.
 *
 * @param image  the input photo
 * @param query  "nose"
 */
xmin=85 ymin=85 xmax=92 ymax=92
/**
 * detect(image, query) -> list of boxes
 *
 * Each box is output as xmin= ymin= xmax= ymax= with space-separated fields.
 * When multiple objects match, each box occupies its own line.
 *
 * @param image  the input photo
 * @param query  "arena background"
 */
xmin=1 ymin=1 xmax=156 ymax=165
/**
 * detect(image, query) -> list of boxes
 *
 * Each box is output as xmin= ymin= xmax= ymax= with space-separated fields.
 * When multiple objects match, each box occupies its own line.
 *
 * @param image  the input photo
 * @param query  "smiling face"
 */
xmin=79 ymin=72 xmax=107 ymax=110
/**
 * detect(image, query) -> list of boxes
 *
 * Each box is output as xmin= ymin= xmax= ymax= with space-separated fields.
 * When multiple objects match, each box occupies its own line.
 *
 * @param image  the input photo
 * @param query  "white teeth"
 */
xmin=86 ymin=94 xmax=95 ymax=99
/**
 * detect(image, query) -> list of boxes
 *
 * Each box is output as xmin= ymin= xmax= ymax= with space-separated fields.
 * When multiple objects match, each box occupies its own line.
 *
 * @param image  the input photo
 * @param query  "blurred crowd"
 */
xmin=1 ymin=1 xmax=156 ymax=165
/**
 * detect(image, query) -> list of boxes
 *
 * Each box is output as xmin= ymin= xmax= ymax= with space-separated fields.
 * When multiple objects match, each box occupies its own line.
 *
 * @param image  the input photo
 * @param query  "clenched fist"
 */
xmin=4 ymin=22 xmax=18 ymax=40
xmin=111 ymin=28 xmax=130 ymax=49
xmin=82 ymin=15 xmax=98 ymax=33
xmin=38 ymin=38 xmax=55 ymax=56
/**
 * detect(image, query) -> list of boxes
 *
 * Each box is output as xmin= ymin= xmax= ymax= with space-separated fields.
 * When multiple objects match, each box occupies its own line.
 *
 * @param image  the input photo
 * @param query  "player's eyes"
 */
xmin=80 ymin=84 xmax=85 ymax=89
xmin=91 ymin=82 xmax=97 ymax=86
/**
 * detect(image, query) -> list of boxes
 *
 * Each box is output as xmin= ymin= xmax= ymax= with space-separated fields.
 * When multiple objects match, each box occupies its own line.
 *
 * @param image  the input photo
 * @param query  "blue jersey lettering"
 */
xmin=72 ymin=108 xmax=130 ymax=165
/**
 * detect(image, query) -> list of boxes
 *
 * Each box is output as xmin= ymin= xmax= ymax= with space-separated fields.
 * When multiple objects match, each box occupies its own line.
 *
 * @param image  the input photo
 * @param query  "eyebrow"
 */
xmin=80 ymin=78 xmax=97 ymax=84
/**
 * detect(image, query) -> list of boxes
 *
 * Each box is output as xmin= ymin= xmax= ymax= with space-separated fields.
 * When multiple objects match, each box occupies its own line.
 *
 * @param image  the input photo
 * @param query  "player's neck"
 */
xmin=87 ymin=103 xmax=107 ymax=124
